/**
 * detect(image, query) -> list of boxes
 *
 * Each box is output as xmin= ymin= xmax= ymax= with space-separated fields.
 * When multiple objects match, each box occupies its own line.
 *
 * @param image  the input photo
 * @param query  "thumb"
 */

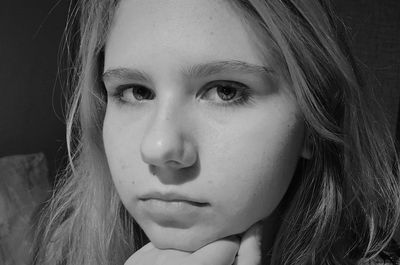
xmin=189 ymin=236 xmax=240 ymax=265
xmin=233 ymin=222 xmax=263 ymax=265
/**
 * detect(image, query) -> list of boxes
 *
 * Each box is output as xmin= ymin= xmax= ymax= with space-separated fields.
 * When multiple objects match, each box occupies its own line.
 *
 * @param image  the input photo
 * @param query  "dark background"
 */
xmin=0 ymin=0 xmax=71 ymax=183
xmin=1 ymin=0 xmax=400 ymax=184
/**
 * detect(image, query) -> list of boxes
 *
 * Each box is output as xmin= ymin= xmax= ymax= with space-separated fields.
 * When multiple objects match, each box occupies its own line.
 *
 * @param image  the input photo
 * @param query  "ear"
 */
xmin=301 ymin=128 xmax=313 ymax=159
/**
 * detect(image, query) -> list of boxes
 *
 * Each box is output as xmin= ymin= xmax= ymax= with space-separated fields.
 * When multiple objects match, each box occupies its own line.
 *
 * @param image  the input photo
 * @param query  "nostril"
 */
xmin=140 ymin=118 xmax=198 ymax=169
xmin=165 ymin=160 xmax=182 ymax=168
xmin=149 ymin=165 xmax=157 ymax=176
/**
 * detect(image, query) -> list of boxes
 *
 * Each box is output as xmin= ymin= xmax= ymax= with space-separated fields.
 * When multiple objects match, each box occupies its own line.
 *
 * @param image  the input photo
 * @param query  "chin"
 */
xmin=150 ymin=232 xmax=214 ymax=252
xmin=143 ymin=226 xmax=225 ymax=252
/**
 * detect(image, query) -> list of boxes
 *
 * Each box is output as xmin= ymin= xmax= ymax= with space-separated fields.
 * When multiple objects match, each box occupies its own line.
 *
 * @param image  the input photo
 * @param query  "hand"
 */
xmin=233 ymin=222 xmax=263 ymax=265
xmin=124 ymin=222 xmax=263 ymax=265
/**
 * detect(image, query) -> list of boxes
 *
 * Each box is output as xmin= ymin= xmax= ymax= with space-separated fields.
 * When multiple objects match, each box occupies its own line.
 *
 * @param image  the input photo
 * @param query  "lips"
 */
xmin=138 ymin=191 xmax=210 ymax=226
xmin=139 ymin=191 xmax=210 ymax=206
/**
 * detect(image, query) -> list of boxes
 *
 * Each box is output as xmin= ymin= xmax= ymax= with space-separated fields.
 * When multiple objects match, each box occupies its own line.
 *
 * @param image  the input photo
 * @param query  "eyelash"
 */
xmin=109 ymin=80 xmax=254 ymax=108
xmin=200 ymin=80 xmax=254 ymax=107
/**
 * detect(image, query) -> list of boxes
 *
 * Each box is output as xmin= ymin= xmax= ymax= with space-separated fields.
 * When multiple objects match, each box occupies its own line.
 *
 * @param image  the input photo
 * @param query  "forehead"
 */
xmin=104 ymin=0 xmax=269 ymax=72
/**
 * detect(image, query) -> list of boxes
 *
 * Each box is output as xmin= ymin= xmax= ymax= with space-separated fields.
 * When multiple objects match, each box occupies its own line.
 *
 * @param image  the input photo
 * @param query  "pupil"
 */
xmin=133 ymin=87 xmax=150 ymax=100
xmin=217 ymin=86 xmax=236 ymax=101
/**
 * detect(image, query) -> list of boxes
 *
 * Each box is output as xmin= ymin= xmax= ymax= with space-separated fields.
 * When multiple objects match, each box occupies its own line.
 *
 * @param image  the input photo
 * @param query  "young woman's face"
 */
xmin=103 ymin=0 xmax=307 ymax=251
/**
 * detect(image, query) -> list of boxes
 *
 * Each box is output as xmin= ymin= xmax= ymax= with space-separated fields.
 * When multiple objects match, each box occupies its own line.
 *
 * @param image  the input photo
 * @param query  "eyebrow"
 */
xmin=102 ymin=68 xmax=150 ymax=83
xmin=102 ymin=60 xmax=273 ymax=83
xmin=184 ymin=60 xmax=273 ymax=78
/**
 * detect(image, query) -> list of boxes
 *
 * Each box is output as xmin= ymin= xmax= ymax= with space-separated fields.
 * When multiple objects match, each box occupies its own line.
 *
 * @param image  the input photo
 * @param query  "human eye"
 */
xmin=109 ymin=84 xmax=155 ymax=105
xmin=199 ymin=80 xmax=254 ymax=107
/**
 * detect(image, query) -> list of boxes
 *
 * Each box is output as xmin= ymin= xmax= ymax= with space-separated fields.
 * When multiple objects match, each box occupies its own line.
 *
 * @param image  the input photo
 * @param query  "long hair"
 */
xmin=32 ymin=0 xmax=400 ymax=264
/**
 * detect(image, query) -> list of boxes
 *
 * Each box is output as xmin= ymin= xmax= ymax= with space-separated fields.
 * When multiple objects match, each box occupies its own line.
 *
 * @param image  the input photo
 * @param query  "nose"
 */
xmin=140 ymin=104 xmax=197 ymax=170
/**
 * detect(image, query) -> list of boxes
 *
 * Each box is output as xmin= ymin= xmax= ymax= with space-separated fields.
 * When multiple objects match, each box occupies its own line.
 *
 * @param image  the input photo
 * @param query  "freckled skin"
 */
xmin=102 ymin=0 xmax=307 ymax=251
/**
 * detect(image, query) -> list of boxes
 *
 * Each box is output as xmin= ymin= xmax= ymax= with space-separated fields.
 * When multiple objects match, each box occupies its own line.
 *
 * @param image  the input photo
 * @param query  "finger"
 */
xmin=234 ymin=222 xmax=263 ymax=265
xmin=189 ymin=235 xmax=240 ymax=265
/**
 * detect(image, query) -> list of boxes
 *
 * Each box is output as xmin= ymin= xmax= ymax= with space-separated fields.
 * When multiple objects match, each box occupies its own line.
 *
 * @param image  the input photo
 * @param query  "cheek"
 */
xmin=102 ymin=110 xmax=144 ymax=200
xmin=205 ymin=111 xmax=304 ymax=225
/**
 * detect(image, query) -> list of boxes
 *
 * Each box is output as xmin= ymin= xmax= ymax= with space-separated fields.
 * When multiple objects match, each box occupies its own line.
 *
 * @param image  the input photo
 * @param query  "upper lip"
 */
xmin=139 ymin=191 xmax=210 ymax=205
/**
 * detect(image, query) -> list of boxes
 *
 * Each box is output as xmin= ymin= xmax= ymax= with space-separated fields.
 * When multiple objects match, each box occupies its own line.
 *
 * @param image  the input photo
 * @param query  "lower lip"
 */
xmin=139 ymin=199 xmax=209 ymax=226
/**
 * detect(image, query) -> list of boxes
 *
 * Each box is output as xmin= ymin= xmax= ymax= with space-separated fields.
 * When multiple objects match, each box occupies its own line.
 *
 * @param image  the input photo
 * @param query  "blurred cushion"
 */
xmin=0 ymin=153 xmax=50 ymax=265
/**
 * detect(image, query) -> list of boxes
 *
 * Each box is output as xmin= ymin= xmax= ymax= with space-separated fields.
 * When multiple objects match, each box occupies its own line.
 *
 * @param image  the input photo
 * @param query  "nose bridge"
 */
xmin=151 ymin=91 xmax=186 ymax=136
xmin=157 ymin=92 xmax=183 ymax=124
xmin=140 ymin=92 xmax=197 ymax=169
